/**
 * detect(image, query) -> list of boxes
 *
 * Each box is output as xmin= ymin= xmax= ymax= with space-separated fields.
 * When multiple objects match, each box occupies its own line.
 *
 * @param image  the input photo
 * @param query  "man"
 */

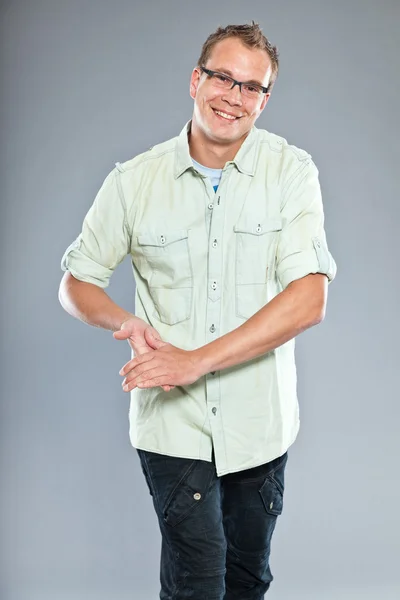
xmin=59 ymin=21 xmax=336 ymax=600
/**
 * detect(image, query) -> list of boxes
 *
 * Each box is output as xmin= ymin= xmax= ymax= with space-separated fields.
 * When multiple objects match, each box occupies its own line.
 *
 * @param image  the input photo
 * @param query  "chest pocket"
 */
xmin=234 ymin=218 xmax=282 ymax=319
xmin=137 ymin=229 xmax=193 ymax=325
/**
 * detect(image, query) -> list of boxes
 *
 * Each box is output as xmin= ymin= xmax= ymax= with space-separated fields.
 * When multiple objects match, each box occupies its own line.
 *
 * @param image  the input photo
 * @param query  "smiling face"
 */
xmin=190 ymin=37 xmax=272 ymax=149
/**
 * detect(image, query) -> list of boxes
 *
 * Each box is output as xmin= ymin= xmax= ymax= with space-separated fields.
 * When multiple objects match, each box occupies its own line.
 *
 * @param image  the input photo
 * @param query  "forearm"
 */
xmin=195 ymin=275 xmax=327 ymax=374
xmin=58 ymin=272 xmax=136 ymax=332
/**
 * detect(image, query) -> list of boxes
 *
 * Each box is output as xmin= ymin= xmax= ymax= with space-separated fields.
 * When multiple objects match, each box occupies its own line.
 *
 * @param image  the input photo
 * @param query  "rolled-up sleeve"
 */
xmin=61 ymin=166 xmax=131 ymax=288
xmin=276 ymin=159 xmax=337 ymax=290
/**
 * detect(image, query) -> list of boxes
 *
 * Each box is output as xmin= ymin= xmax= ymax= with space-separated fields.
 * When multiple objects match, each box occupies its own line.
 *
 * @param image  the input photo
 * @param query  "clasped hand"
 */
xmin=113 ymin=316 xmax=201 ymax=392
xmin=119 ymin=341 xmax=200 ymax=392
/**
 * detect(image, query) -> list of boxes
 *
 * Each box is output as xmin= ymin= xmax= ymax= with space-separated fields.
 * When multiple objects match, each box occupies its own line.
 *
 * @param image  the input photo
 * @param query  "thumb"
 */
xmin=113 ymin=327 xmax=131 ymax=340
xmin=145 ymin=328 xmax=167 ymax=349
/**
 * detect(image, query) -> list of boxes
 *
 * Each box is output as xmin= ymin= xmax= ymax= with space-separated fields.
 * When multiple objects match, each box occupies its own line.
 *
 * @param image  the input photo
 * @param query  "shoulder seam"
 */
xmin=260 ymin=138 xmax=311 ymax=162
xmin=118 ymin=145 xmax=176 ymax=173
xmin=260 ymin=139 xmax=284 ymax=154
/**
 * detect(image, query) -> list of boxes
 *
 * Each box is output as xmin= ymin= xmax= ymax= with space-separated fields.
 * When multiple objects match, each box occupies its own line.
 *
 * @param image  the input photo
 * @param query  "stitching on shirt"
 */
xmin=258 ymin=137 xmax=312 ymax=209
xmin=139 ymin=146 xmax=176 ymax=165
xmin=259 ymin=137 xmax=311 ymax=161
xmin=114 ymin=168 xmax=132 ymax=248
xmin=259 ymin=139 xmax=283 ymax=154
xmin=121 ymin=145 xmax=176 ymax=173
xmin=281 ymin=160 xmax=308 ymax=199
xmin=281 ymin=160 xmax=311 ymax=208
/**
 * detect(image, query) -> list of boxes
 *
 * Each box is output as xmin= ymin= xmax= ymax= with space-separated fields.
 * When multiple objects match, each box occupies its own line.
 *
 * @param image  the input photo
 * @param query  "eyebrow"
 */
xmin=213 ymin=67 xmax=264 ymax=87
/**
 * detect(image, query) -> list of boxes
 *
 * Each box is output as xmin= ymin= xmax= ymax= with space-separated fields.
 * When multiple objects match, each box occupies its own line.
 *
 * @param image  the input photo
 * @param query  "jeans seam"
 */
xmin=163 ymin=459 xmax=197 ymax=517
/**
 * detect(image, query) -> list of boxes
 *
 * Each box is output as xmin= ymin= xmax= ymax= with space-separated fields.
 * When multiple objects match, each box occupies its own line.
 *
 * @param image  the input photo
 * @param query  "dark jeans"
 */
xmin=136 ymin=447 xmax=288 ymax=600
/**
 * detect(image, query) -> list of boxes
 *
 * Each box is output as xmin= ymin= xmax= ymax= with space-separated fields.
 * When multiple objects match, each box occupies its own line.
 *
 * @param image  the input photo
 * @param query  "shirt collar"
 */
xmin=174 ymin=120 xmax=261 ymax=179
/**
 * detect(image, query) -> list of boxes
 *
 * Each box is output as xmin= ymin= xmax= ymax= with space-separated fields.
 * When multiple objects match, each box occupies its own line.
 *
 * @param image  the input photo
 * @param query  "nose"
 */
xmin=221 ymin=82 xmax=243 ymax=106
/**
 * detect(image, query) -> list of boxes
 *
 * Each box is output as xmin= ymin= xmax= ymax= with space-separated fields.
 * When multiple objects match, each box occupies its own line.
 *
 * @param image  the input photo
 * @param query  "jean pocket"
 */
xmin=163 ymin=460 xmax=215 ymax=528
xmin=137 ymin=229 xmax=193 ymax=325
xmin=259 ymin=476 xmax=284 ymax=516
xmin=258 ymin=452 xmax=288 ymax=516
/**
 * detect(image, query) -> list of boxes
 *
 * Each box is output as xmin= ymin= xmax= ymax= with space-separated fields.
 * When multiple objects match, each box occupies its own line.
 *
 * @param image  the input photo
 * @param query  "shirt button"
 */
xmin=208 ymin=203 xmax=214 ymax=210
xmin=193 ymin=493 xmax=201 ymax=500
xmin=160 ymin=235 xmax=166 ymax=244
xmin=256 ymin=224 xmax=262 ymax=233
xmin=211 ymin=281 xmax=217 ymax=290
xmin=209 ymin=324 xmax=216 ymax=333
xmin=212 ymin=239 xmax=218 ymax=248
xmin=212 ymin=407 xmax=217 ymax=415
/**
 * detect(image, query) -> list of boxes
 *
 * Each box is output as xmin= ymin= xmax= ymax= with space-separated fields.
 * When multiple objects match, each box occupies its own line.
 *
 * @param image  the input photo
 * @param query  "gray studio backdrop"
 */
xmin=1 ymin=1 xmax=399 ymax=599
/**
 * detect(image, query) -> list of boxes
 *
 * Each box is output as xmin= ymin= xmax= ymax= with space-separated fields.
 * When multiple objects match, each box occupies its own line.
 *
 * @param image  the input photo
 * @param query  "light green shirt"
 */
xmin=61 ymin=120 xmax=337 ymax=476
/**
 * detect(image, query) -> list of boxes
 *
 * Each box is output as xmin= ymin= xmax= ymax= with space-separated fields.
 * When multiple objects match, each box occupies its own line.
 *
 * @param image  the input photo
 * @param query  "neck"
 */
xmin=188 ymin=119 xmax=248 ymax=169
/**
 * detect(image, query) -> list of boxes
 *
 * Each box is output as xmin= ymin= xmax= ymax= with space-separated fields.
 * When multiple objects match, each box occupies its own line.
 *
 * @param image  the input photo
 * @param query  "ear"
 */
xmin=259 ymin=92 xmax=271 ymax=113
xmin=190 ymin=67 xmax=201 ymax=100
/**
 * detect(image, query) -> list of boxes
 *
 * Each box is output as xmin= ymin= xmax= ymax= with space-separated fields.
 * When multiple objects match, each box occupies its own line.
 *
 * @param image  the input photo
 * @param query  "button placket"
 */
xmin=205 ymin=203 xmax=223 ymax=456
xmin=204 ymin=179 xmax=229 ymax=475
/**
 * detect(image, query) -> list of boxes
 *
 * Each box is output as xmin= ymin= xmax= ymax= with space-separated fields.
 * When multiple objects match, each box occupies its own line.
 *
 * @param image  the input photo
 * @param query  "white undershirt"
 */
xmin=192 ymin=158 xmax=222 ymax=190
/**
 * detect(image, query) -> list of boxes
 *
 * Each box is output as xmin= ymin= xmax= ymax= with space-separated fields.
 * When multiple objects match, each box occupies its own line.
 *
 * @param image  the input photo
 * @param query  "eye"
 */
xmin=215 ymin=73 xmax=230 ymax=83
xmin=244 ymin=84 xmax=260 ymax=94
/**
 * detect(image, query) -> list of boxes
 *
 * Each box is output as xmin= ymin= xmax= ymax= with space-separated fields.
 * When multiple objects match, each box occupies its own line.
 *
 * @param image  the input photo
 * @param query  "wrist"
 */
xmin=191 ymin=346 xmax=214 ymax=378
xmin=115 ymin=312 xmax=137 ymax=331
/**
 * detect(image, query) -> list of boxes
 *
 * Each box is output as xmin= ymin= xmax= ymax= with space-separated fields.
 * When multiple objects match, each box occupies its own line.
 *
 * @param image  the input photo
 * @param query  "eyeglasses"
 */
xmin=200 ymin=67 xmax=269 ymax=99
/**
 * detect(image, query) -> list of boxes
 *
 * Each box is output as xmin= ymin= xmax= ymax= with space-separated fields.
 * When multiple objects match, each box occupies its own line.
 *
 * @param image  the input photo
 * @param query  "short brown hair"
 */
xmin=197 ymin=21 xmax=279 ymax=92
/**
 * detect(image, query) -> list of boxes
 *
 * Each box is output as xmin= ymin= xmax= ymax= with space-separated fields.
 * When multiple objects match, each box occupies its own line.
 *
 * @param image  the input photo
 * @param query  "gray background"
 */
xmin=1 ymin=0 xmax=399 ymax=599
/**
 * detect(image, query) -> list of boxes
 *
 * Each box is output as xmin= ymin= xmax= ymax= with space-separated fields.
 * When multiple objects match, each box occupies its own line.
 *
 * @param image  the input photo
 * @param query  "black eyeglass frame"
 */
xmin=200 ymin=66 xmax=270 ymax=95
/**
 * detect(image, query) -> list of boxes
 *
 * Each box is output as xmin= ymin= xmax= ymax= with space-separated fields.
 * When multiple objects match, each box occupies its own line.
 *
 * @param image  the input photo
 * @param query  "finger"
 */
xmin=121 ymin=359 xmax=159 ymax=388
xmin=126 ymin=342 xmax=154 ymax=360
xmin=122 ymin=382 xmax=174 ymax=392
xmin=132 ymin=343 xmax=152 ymax=356
xmin=144 ymin=328 xmax=167 ymax=349
xmin=119 ymin=360 xmax=131 ymax=374
xmin=137 ymin=374 xmax=171 ymax=388
xmin=113 ymin=329 xmax=130 ymax=339
xmin=119 ymin=352 xmax=155 ymax=376
xmin=123 ymin=367 xmax=169 ymax=392
xmin=134 ymin=366 xmax=169 ymax=386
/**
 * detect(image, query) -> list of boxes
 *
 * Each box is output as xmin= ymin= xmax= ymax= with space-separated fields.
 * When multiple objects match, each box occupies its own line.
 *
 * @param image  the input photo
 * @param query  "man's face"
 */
xmin=190 ymin=37 xmax=272 ymax=145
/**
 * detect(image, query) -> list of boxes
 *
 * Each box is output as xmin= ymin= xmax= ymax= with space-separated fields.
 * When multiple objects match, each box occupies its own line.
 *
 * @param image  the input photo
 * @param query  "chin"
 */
xmin=214 ymin=130 xmax=243 ymax=143
xmin=206 ymin=123 xmax=241 ymax=141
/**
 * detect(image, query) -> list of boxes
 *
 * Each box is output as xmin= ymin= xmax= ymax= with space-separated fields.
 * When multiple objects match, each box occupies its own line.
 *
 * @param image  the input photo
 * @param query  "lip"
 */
xmin=212 ymin=108 xmax=242 ymax=119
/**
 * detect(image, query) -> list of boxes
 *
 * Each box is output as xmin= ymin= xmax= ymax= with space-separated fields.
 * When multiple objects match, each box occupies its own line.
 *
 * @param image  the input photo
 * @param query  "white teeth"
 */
xmin=214 ymin=110 xmax=236 ymax=120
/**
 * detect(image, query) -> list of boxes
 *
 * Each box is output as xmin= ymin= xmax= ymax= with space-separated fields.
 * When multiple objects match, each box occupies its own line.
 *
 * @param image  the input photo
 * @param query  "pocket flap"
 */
xmin=234 ymin=218 xmax=283 ymax=236
xmin=138 ymin=229 xmax=189 ymax=247
xmin=259 ymin=476 xmax=283 ymax=516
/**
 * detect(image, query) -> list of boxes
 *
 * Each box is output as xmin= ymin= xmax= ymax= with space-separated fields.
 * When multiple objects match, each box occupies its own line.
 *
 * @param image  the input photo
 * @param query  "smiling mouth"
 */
xmin=212 ymin=108 xmax=241 ymax=121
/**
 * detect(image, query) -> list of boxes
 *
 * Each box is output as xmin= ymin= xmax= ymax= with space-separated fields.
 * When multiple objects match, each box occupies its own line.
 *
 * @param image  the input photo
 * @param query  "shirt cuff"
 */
xmin=277 ymin=236 xmax=337 ymax=289
xmin=60 ymin=236 xmax=113 ymax=288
